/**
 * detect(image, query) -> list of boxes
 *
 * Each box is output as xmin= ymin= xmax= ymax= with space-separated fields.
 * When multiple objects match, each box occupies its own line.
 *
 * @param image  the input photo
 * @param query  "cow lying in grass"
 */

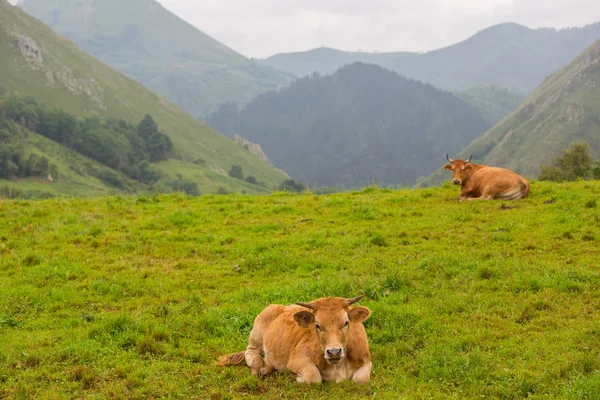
xmin=217 ymin=296 xmax=372 ymax=383
xmin=444 ymin=154 xmax=530 ymax=201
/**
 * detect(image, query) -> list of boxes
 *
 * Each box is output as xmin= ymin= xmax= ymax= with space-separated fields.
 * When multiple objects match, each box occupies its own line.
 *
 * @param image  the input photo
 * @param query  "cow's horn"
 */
xmin=465 ymin=155 xmax=472 ymax=163
xmin=296 ymin=302 xmax=315 ymax=310
xmin=446 ymin=153 xmax=453 ymax=163
xmin=346 ymin=295 xmax=364 ymax=306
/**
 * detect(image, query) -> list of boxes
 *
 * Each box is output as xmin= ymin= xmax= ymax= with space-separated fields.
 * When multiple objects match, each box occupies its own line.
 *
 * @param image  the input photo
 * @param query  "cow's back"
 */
xmin=470 ymin=166 xmax=529 ymax=200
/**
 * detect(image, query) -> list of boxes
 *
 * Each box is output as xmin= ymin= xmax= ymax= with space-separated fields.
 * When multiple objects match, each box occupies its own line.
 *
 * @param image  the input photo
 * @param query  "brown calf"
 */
xmin=217 ymin=296 xmax=372 ymax=383
xmin=444 ymin=154 xmax=530 ymax=201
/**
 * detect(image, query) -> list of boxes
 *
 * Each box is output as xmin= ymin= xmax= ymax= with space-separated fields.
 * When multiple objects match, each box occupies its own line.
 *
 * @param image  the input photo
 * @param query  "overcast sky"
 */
xmin=11 ymin=0 xmax=600 ymax=58
xmin=154 ymin=0 xmax=600 ymax=58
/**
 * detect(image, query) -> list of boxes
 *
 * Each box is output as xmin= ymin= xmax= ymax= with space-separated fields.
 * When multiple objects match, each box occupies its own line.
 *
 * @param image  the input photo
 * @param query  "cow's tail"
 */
xmin=217 ymin=351 xmax=245 ymax=366
xmin=521 ymin=179 xmax=530 ymax=198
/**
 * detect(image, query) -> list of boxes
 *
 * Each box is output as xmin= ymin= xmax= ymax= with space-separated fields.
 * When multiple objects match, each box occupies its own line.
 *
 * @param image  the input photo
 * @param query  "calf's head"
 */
xmin=444 ymin=153 xmax=473 ymax=185
xmin=293 ymin=296 xmax=371 ymax=365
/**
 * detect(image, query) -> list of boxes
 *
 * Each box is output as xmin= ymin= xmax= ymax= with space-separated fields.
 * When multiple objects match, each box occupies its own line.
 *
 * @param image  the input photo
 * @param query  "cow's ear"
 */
xmin=464 ymin=164 xmax=473 ymax=170
xmin=293 ymin=310 xmax=315 ymax=328
xmin=443 ymin=164 xmax=452 ymax=170
xmin=349 ymin=306 xmax=371 ymax=323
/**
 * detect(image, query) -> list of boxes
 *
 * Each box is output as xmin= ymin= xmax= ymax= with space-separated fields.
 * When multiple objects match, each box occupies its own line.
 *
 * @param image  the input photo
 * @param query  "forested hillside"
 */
xmin=209 ymin=63 xmax=488 ymax=187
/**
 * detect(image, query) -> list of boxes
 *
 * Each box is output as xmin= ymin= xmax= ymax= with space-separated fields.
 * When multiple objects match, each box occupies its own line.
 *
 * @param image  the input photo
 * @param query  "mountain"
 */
xmin=207 ymin=63 xmax=488 ymax=188
xmin=18 ymin=0 xmax=293 ymax=118
xmin=420 ymin=40 xmax=600 ymax=187
xmin=258 ymin=47 xmax=411 ymax=78
xmin=456 ymin=84 xmax=526 ymax=127
xmin=0 ymin=0 xmax=287 ymax=197
xmin=260 ymin=22 xmax=600 ymax=92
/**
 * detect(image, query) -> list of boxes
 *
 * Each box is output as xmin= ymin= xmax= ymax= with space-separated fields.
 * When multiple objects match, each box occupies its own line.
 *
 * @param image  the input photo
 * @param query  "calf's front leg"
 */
xmin=352 ymin=362 xmax=371 ymax=383
xmin=288 ymin=358 xmax=322 ymax=383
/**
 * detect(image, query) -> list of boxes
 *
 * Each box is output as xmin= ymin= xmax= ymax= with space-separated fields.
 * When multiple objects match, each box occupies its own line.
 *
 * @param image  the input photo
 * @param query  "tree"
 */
xmin=245 ymin=175 xmax=258 ymax=185
xmin=539 ymin=141 xmax=594 ymax=182
xmin=137 ymin=114 xmax=159 ymax=140
xmin=228 ymin=165 xmax=244 ymax=180
xmin=146 ymin=132 xmax=173 ymax=161
xmin=279 ymin=179 xmax=305 ymax=193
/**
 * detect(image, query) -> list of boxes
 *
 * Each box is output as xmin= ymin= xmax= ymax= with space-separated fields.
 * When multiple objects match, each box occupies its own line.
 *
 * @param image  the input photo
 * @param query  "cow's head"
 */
xmin=293 ymin=296 xmax=370 ymax=365
xmin=443 ymin=153 xmax=473 ymax=185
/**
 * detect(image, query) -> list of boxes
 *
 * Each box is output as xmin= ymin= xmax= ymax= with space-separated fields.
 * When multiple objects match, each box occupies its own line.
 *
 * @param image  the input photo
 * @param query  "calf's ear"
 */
xmin=443 ymin=164 xmax=452 ymax=170
xmin=349 ymin=306 xmax=371 ymax=323
xmin=293 ymin=310 xmax=315 ymax=328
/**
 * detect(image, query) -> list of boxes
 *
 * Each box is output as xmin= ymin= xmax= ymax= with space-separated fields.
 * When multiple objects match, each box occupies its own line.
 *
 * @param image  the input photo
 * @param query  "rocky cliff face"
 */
xmin=233 ymin=134 xmax=269 ymax=162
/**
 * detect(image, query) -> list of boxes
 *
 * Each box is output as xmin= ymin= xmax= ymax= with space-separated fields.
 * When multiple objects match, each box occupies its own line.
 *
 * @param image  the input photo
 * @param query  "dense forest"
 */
xmin=0 ymin=96 xmax=172 ymax=185
xmin=208 ymin=63 xmax=489 ymax=187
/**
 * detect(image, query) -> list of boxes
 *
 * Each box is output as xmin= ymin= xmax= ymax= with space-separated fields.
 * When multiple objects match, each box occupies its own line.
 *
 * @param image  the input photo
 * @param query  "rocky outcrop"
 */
xmin=16 ymin=35 xmax=43 ymax=64
xmin=233 ymin=134 xmax=269 ymax=162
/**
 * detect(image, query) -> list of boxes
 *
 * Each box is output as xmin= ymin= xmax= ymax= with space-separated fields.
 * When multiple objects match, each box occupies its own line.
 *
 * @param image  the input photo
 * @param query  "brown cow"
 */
xmin=217 ymin=296 xmax=372 ymax=383
xmin=444 ymin=154 xmax=530 ymax=201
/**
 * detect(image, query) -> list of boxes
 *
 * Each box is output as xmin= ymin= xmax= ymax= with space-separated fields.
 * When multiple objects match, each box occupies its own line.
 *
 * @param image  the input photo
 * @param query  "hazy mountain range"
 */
xmin=260 ymin=22 xmax=600 ymax=93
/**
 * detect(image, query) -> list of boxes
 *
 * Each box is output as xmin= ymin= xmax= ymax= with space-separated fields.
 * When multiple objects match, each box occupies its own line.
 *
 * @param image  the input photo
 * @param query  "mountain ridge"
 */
xmin=260 ymin=22 xmax=600 ymax=92
xmin=19 ymin=0 xmax=293 ymax=117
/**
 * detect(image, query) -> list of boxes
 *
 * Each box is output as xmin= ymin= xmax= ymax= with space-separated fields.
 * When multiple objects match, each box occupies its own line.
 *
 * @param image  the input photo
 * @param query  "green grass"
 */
xmin=0 ymin=0 xmax=287 ymax=194
xmin=1 ymin=181 xmax=600 ymax=398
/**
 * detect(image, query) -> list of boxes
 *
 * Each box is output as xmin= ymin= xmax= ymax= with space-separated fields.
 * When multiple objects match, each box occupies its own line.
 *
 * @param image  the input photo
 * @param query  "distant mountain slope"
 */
xmin=456 ymin=84 xmax=526 ymax=127
xmin=208 ymin=63 xmax=488 ymax=188
xmin=387 ymin=23 xmax=600 ymax=91
xmin=261 ymin=23 xmax=600 ymax=92
xmin=0 ymin=0 xmax=286 ymax=196
xmin=19 ymin=0 xmax=292 ymax=117
xmin=258 ymin=47 xmax=411 ymax=78
xmin=421 ymin=40 xmax=600 ymax=187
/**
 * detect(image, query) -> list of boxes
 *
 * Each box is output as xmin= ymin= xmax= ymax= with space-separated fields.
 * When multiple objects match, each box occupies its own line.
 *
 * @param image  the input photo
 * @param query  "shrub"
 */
xmin=539 ymin=142 xmax=594 ymax=182
xmin=278 ymin=179 xmax=305 ymax=193
xmin=245 ymin=175 xmax=258 ymax=185
xmin=228 ymin=165 xmax=244 ymax=180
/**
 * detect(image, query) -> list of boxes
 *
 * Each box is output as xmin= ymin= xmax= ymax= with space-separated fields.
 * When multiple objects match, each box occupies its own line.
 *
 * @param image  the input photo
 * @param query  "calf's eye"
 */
xmin=315 ymin=324 xmax=322 ymax=331
xmin=343 ymin=321 xmax=349 ymax=328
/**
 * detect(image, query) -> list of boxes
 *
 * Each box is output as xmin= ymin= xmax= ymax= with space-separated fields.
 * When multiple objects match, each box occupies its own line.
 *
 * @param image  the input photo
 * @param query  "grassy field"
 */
xmin=1 ymin=181 xmax=600 ymax=399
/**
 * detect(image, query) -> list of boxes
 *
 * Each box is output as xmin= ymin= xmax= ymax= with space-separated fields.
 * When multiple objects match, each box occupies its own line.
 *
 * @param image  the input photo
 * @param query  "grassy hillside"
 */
xmin=261 ymin=23 xmax=600 ymax=93
xmin=0 ymin=122 xmax=143 ymax=198
xmin=209 ymin=63 xmax=488 ymax=188
xmin=0 ymin=0 xmax=287 ymax=195
xmin=19 ymin=0 xmax=293 ymax=117
xmin=421 ymin=40 xmax=600 ymax=187
xmin=2 ymin=182 xmax=600 ymax=398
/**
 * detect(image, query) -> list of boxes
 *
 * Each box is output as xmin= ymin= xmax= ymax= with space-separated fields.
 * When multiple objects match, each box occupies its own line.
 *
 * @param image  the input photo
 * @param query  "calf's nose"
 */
xmin=326 ymin=348 xmax=343 ymax=358
xmin=452 ymin=179 xmax=461 ymax=185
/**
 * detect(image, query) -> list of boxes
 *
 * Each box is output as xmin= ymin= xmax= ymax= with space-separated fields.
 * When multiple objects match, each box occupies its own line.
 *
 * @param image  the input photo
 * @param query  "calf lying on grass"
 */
xmin=217 ymin=296 xmax=372 ymax=383
xmin=444 ymin=154 xmax=530 ymax=201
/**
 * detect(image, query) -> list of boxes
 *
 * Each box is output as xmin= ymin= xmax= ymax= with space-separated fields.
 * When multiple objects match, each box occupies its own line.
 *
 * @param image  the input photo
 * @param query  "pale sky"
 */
xmin=12 ymin=0 xmax=600 ymax=58
xmin=155 ymin=0 xmax=600 ymax=58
